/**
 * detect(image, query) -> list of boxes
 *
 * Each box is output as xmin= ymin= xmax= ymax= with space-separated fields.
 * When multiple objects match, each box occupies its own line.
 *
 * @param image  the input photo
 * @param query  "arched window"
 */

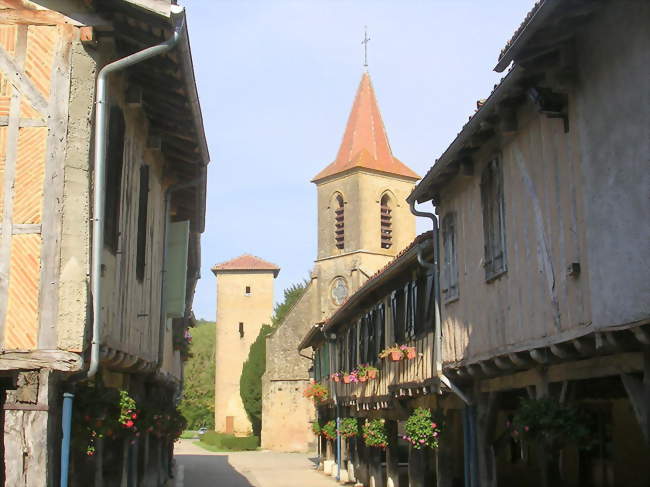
xmin=334 ymin=194 xmax=344 ymax=249
xmin=380 ymin=193 xmax=392 ymax=249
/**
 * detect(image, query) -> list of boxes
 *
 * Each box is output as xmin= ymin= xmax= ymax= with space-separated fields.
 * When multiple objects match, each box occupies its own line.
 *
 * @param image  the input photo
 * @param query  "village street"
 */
xmin=173 ymin=440 xmax=339 ymax=487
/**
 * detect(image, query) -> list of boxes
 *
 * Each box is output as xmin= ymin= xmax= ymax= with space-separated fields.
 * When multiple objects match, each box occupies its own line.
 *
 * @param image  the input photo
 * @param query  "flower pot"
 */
xmin=406 ymin=349 xmax=417 ymax=360
xmin=368 ymin=369 xmax=378 ymax=379
xmin=333 ymin=376 xmax=340 ymax=383
xmin=389 ymin=350 xmax=403 ymax=361
xmin=359 ymin=376 xmax=368 ymax=382
xmin=343 ymin=375 xmax=351 ymax=384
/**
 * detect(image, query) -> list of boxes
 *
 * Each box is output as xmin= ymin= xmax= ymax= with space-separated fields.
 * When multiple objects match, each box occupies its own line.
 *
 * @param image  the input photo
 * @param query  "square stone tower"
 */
xmin=212 ymin=254 xmax=279 ymax=435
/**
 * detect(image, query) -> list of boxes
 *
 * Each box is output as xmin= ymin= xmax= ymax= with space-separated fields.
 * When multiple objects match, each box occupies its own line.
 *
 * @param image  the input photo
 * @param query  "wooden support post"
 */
xmin=347 ymin=438 xmax=357 ymax=483
xmin=386 ymin=420 xmax=400 ymax=487
xmin=436 ymin=420 xmax=453 ymax=487
xmin=355 ymin=438 xmax=370 ymax=487
xmin=369 ymin=447 xmax=385 ymax=487
xmin=475 ymin=390 xmax=499 ymax=487
xmin=621 ymin=351 xmax=650 ymax=445
xmin=408 ymin=445 xmax=426 ymax=487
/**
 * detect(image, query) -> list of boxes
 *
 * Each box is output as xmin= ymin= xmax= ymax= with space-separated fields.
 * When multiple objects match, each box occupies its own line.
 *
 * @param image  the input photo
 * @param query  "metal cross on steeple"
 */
xmin=362 ymin=26 xmax=370 ymax=68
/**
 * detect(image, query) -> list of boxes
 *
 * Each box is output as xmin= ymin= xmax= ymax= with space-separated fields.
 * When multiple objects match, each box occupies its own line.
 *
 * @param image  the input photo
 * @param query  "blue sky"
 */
xmin=184 ymin=0 xmax=535 ymax=320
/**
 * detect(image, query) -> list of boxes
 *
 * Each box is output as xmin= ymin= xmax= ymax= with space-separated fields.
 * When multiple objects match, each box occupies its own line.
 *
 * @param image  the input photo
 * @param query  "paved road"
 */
xmin=173 ymin=439 xmax=340 ymax=487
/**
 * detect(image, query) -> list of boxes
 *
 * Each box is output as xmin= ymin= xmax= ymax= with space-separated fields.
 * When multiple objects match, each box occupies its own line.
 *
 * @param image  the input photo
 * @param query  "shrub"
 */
xmin=201 ymin=431 xmax=259 ymax=451
xmin=404 ymin=408 xmax=441 ymax=449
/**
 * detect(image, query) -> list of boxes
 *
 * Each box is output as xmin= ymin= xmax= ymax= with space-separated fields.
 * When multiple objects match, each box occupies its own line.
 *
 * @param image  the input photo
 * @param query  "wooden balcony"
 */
xmin=327 ymin=331 xmax=435 ymax=410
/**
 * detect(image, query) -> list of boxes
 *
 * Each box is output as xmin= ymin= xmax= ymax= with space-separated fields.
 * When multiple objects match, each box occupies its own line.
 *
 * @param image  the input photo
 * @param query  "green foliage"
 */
xmin=178 ymin=319 xmax=215 ymax=430
xmin=404 ymin=408 xmax=442 ymax=449
xmin=240 ymin=280 xmax=308 ymax=437
xmin=200 ymin=431 xmax=259 ymax=451
xmin=240 ymin=324 xmax=273 ymax=436
xmin=312 ymin=422 xmax=322 ymax=436
xmin=271 ymin=280 xmax=309 ymax=327
xmin=322 ymin=420 xmax=337 ymax=440
xmin=510 ymin=397 xmax=592 ymax=449
xmin=339 ymin=418 xmax=359 ymax=438
xmin=362 ymin=419 xmax=389 ymax=448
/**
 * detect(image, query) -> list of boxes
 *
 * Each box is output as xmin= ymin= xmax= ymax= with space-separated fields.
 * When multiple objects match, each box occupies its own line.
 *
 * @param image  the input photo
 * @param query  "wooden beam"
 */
xmin=0 ymin=350 xmax=82 ymax=372
xmin=620 ymin=352 xmax=650 ymax=445
xmin=481 ymin=352 xmax=644 ymax=393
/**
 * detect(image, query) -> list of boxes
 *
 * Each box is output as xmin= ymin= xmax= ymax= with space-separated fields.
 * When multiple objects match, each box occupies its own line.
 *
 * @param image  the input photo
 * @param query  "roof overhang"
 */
xmin=94 ymin=0 xmax=210 ymax=232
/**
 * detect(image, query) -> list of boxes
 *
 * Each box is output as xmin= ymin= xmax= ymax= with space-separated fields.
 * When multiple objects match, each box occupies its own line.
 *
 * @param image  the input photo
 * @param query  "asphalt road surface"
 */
xmin=173 ymin=439 xmax=340 ymax=487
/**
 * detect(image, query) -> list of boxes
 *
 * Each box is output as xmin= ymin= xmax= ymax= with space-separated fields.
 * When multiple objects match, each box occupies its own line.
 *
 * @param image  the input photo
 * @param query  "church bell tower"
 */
xmin=311 ymin=72 xmax=419 ymax=319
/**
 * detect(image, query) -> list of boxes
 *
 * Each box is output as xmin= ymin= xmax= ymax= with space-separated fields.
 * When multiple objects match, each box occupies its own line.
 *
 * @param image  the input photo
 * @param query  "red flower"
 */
xmin=124 ymin=420 xmax=134 ymax=428
xmin=131 ymin=413 xmax=137 ymax=419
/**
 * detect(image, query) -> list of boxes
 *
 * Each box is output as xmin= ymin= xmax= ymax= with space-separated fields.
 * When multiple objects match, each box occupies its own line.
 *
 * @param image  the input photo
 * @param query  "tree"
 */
xmin=178 ymin=319 xmax=215 ymax=429
xmin=240 ymin=280 xmax=308 ymax=436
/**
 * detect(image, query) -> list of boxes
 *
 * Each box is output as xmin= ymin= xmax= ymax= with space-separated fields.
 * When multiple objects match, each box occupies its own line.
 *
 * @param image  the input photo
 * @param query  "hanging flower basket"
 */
xmin=303 ymin=382 xmax=329 ymax=403
xmin=339 ymin=418 xmax=360 ymax=439
xmin=404 ymin=408 xmax=442 ymax=449
xmin=362 ymin=419 xmax=389 ymax=449
xmin=322 ymin=420 xmax=337 ymax=441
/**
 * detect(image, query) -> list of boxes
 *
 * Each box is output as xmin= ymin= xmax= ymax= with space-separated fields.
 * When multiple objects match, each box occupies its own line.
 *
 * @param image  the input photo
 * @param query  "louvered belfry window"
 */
xmin=380 ymin=194 xmax=392 ymax=249
xmin=334 ymin=194 xmax=345 ymax=249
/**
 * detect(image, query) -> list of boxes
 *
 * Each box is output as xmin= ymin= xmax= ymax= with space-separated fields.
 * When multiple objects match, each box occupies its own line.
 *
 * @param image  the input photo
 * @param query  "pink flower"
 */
xmin=125 ymin=420 xmax=134 ymax=428
xmin=524 ymin=426 xmax=529 ymax=432
xmin=431 ymin=422 xmax=437 ymax=429
xmin=433 ymin=431 xmax=438 ymax=437
xmin=419 ymin=439 xmax=425 ymax=444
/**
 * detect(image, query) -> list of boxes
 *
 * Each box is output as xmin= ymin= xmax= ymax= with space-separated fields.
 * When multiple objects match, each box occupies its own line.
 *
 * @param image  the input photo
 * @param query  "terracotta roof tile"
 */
xmin=211 ymin=253 xmax=280 ymax=277
xmin=312 ymin=72 xmax=420 ymax=183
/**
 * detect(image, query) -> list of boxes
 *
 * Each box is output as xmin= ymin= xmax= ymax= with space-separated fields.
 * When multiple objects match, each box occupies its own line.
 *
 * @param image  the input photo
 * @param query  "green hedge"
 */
xmin=200 ymin=431 xmax=259 ymax=451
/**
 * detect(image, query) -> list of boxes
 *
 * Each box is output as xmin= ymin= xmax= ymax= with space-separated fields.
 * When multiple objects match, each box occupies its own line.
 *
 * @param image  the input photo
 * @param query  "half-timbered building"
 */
xmin=0 ymin=1 xmax=207 ymax=485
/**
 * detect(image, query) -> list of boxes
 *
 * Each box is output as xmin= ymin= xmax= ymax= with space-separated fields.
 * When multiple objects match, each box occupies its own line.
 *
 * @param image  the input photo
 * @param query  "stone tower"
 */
xmin=262 ymin=71 xmax=419 ymax=451
xmin=212 ymin=254 xmax=279 ymax=435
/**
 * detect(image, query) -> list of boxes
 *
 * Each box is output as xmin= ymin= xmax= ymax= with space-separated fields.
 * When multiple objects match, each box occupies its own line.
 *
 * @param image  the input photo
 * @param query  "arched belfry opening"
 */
xmin=380 ymin=193 xmax=392 ymax=249
xmin=334 ymin=193 xmax=345 ymax=249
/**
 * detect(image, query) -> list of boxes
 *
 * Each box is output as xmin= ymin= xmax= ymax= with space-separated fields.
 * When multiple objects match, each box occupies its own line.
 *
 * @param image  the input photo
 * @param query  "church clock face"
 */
xmin=331 ymin=277 xmax=349 ymax=306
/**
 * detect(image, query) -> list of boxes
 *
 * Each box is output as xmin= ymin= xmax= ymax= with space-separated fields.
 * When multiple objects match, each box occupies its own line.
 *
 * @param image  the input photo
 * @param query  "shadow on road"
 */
xmin=176 ymin=454 xmax=254 ymax=487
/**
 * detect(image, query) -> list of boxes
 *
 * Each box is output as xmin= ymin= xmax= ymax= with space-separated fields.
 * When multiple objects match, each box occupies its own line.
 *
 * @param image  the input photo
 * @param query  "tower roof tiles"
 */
xmin=211 ymin=254 xmax=280 ymax=277
xmin=312 ymin=72 xmax=420 ymax=183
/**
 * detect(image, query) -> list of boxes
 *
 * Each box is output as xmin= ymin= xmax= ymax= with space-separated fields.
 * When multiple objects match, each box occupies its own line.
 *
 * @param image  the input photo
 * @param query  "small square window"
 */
xmin=245 ymin=286 xmax=251 ymax=295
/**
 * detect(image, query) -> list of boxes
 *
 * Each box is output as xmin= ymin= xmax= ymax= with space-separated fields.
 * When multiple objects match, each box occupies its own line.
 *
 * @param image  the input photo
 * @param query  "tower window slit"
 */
xmin=334 ymin=194 xmax=344 ymax=249
xmin=380 ymin=194 xmax=392 ymax=249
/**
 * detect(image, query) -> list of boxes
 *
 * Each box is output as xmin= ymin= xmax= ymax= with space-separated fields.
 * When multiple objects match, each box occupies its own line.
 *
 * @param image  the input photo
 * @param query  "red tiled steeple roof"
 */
xmin=312 ymin=72 xmax=420 ymax=183
xmin=211 ymin=254 xmax=280 ymax=277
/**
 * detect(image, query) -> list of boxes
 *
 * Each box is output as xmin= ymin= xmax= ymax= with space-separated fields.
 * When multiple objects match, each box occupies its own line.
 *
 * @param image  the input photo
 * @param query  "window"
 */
xmin=104 ymin=106 xmax=125 ymax=252
xmin=442 ymin=213 xmax=459 ymax=300
xmin=380 ymin=194 xmax=392 ymax=249
xmin=334 ymin=194 xmax=344 ymax=250
xmin=481 ymin=157 xmax=507 ymax=280
xmin=415 ymin=271 xmax=434 ymax=335
xmin=238 ymin=322 xmax=244 ymax=338
xmin=136 ymin=165 xmax=150 ymax=282
xmin=245 ymin=286 xmax=251 ymax=295
xmin=347 ymin=323 xmax=357 ymax=369
xmin=391 ymin=288 xmax=406 ymax=343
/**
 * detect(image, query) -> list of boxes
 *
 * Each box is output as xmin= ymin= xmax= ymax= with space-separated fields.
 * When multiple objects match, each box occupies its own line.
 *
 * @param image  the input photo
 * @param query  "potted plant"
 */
xmin=403 ymin=408 xmax=442 ymax=449
xmin=357 ymin=364 xmax=379 ymax=381
xmin=361 ymin=419 xmax=389 ymax=448
xmin=311 ymin=422 xmax=322 ymax=436
xmin=401 ymin=345 xmax=417 ymax=360
xmin=379 ymin=345 xmax=404 ymax=362
xmin=343 ymin=370 xmax=359 ymax=383
xmin=330 ymin=372 xmax=341 ymax=382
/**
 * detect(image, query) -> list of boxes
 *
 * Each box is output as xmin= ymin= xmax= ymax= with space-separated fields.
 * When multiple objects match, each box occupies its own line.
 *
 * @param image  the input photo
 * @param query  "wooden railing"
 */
xmin=327 ymin=331 xmax=435 ymax=407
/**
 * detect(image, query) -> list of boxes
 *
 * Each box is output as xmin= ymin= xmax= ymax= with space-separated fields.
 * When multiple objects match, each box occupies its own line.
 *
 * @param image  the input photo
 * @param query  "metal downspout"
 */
xmin=60 ymin=14 xmax=185 ymax=487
